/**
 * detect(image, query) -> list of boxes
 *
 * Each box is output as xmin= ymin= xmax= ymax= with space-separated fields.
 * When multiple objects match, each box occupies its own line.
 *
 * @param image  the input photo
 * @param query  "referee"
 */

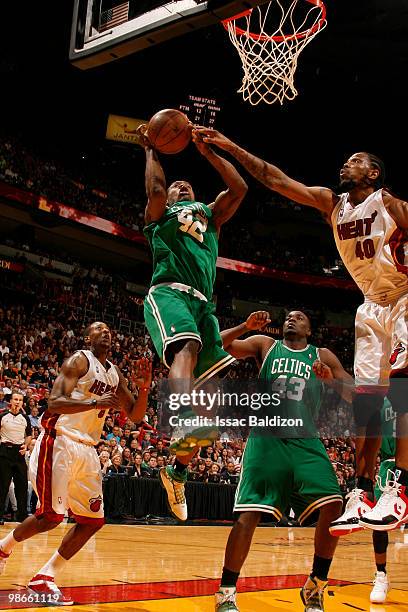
xmin=0 ymin=391 xmax=32 ymax=524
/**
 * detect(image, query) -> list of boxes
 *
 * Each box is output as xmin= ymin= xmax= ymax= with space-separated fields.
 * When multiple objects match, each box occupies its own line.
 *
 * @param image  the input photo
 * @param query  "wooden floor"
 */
xmin=0 ymin=524 xmax=407 ymax=611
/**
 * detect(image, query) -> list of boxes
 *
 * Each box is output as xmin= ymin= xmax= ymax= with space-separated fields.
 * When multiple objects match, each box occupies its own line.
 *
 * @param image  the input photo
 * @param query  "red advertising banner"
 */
xmin=0 ymin=182 xmax=146 ymax=245
xmin=216 ymin=256 xmax=358 ymax=291
xmin=0 ymin=259 xmax=24 ymax=272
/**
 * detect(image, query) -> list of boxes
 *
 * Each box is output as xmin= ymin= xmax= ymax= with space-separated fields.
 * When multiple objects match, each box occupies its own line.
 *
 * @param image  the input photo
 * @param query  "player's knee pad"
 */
xmin=353 ymin=393 xmax=382 ymax=431
xmin=388 ymin=372 xmax=408 ymax=414
xmin=372 ymin=530 xmax=388 ymax=554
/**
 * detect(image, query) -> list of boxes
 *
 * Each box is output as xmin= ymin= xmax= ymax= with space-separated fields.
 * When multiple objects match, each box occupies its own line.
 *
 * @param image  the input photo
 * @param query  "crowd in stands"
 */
xmin=0 ymin=135 xmax=347 ymax=278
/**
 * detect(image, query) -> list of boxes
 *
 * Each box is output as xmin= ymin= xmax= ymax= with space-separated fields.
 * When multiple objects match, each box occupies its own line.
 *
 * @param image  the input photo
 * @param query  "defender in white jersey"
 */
xmin=0 ymin=321 xmax=152 ymax=604
xmin=194 ymin=127 xmax=408 ymax=534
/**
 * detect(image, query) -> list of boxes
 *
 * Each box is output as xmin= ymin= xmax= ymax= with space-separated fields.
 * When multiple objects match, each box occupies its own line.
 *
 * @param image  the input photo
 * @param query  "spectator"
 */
xmin=0 ymin=340 xmax=9 ymax=358
xmin=0 ymin=391 xmax=7 ymax=412
xmin=220 ymin=462 xmax=240 ymax=485
xmin=131 ymin=453 xmax=148 ymax=478
xmin=99 ymin=450 xmax=111 ymax=475
xmin=107 ymin=425 xmax=121 ymax=444
xmin=145 ymin=457 xmax=159 ymax=478
xmin=28 ymin=406 xmax=40 ymax=428
xmin=207 ymin=463 xmax=221 ymax=483
xmin=106 ymin=454 xmax=126 ymax=475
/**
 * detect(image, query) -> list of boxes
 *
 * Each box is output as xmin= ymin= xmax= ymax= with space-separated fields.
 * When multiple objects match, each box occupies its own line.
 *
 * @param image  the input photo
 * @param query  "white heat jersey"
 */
xmin=331 ymin=189 xmax=408 ymax=305
xmin=41 ymin=350 xmax=119 ymax=445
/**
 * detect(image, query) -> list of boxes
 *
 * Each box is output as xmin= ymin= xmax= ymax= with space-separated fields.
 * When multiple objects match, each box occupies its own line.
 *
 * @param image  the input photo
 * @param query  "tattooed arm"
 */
xmin=195 ymin=128 xmax=339 ymax=216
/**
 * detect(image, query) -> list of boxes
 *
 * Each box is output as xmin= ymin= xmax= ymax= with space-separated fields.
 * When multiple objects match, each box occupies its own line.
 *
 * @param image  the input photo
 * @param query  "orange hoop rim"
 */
xmin=222 ymin=0 xmax=326 ymax=43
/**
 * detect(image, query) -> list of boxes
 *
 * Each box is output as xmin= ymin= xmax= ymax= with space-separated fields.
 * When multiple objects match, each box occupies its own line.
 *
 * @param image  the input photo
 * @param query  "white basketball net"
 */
xmin=223 ymin=0 xmax=327 ymax=106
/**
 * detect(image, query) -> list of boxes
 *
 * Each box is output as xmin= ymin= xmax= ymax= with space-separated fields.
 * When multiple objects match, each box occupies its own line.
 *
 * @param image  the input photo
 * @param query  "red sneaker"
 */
xmin=27 ymin=574 xmax=73 ymax=606
xmin=329 ymin=488 xmax=375 ymax=536
xmin=360 ymin=474 xmax=408 ymax=531
xmin=0 ymin=548 xmax=10 ymax=575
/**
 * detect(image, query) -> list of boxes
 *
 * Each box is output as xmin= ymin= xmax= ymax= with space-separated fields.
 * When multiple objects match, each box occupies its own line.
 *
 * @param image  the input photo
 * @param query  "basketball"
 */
xmin=147 ymin=108 xmax=191 ymax=154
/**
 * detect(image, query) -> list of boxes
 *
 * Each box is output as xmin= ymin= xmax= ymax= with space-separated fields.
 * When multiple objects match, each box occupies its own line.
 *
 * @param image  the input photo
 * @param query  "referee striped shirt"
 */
xmin=0 ymin=410 xmax=32 ymax=445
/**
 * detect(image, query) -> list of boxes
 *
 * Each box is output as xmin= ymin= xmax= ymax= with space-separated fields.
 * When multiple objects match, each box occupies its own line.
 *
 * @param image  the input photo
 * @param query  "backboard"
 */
xmin=70 ymin=0 xmax=269 ymax=69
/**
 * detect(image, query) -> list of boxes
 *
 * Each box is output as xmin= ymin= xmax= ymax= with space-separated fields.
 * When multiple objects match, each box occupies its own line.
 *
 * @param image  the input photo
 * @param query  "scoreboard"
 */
xmin=179 ymin=95 xmax=221 ymax=127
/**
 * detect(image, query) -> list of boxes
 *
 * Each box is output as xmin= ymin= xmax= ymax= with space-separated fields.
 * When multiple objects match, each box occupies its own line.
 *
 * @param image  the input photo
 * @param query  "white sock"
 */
xmin=36 ymin=551 xmax=67 ymax=579
xmin=0 ymin=530 xmax=18 ymax=555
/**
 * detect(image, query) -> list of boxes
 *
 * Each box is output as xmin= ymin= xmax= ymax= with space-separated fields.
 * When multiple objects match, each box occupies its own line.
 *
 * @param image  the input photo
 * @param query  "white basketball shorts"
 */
xmin=29 ymin=431 xmax=104 ymax=524
xmin=354 ymin=293 xmax=408 ymax=388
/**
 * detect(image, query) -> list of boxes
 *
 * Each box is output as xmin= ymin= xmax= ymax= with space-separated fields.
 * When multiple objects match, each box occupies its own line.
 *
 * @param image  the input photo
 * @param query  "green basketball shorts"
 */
xmin=234 ymin=436 xmax=342 ymax=524
xmin=144 ymin=282 xmax=235 ymax=384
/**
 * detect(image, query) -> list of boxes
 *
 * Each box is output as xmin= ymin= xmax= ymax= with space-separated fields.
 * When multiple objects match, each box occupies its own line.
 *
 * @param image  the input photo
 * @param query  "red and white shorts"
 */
xmin=29 ymin=431 xmax=104 ymax=524
xmin=354 ymin=293 xmax=408 ymax=388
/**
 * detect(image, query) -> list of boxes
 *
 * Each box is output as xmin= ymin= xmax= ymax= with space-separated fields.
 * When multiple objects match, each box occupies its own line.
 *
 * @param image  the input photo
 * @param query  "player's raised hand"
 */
xmin=132 ymin=357 xmax=152 ymax=390
xmin=312 ymin=360 xmax=334 ymax=380
xmin=136 ymin=124 xmax=153 ymax=149
xmin=193 ymin=127 xmax=233 ymax=151
xmin=245 ymin=311 xmax=271 ymax=331
xmin=191 ymin=127 xmax=211 ymax=155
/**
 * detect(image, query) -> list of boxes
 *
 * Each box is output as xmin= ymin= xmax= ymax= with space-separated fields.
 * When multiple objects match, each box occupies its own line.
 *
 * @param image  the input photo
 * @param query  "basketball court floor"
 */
xmin=0 ymin=524 xmax=407 ymax=611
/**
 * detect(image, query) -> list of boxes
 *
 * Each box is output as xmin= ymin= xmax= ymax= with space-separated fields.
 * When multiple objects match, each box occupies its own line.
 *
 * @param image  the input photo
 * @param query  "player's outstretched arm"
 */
xmin=116 ymin=357 xmax=152 ymax=424
xmin=137 ymin=124 xmax=167 ymax=225
xmin=48 ymin=352 xmax=119 ymax=414
xmin=194 ymin=127 xmax=337 ymax=216
xmin=192 ymin=128 xmax=247 ymax=229
xmin=221 ymin=311 xmax=272 ymax=363
xmin=313 ymin=348 xmax=354 ymax=403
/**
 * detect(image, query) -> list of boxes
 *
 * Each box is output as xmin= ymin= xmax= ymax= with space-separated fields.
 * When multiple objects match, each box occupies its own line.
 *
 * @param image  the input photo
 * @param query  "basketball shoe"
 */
xmin=370 ymin=571 xmax=390 ymax=603
xmin=215 ymin=586 xmax=239 ymax=611
xmin=0 ymin=549 xmax=10 ymax=575
xmin=159 ymin=466 xmax=188 ymax=521
xmin=359 ymin=471 xmax=408 ymax=531
xmin=27 ymin=574 xmax=73 ymax=606
xmin=169 ymin=410 xmax=218 ymax=457
xmin=329 ymin=488 xmax=375 ymax=536
xmin=301 ymin=576 xmax=327 ymax=612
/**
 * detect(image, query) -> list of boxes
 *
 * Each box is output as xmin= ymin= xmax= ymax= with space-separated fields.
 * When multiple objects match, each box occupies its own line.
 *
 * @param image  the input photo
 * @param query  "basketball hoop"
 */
xmin=222 ymin=0 xmax=327 ymax=106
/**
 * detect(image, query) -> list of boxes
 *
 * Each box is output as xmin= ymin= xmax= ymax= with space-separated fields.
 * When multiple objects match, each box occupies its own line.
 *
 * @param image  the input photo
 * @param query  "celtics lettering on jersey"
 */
xmin=258 ymin=340 xmax=322 ymax=436
xmin=144 ymin=201 xmax=218 ymax=300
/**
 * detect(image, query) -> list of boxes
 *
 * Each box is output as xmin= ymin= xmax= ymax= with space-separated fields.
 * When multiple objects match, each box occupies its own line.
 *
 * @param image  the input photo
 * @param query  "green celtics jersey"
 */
xmin=380 ymin=397 xmax=396 ymax=461
xmin=144 ymin=201 xmax=218 ymax=301
xmin=258 ymin=340 xmax=322 ymax=436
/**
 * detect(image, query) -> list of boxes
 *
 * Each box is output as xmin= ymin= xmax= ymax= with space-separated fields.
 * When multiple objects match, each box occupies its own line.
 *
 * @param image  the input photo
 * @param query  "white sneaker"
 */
xmin=360 ymin=472 xmax=408 ymax=531
xmin=215 ymin=586 xmax=239 ymax=611
xmin=370 ymin=571 xmax=390 ymax=603
xmin=329 ymin=488 xmax=375 ymax=536
xmin=301 ymin=575 xmax=328 ymax=612
xmin=0 ymin=548 xmax=10 ymax=575
xmin=159 ymin=466 xmax=187 ymax=521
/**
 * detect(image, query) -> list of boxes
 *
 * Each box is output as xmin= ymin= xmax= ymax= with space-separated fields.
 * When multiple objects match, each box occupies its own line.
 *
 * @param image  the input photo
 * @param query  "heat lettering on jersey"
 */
xmin=88 ymin=380 xmax=118 ymax=396
xmin=337 ymin=210 xmax=377 ymax=241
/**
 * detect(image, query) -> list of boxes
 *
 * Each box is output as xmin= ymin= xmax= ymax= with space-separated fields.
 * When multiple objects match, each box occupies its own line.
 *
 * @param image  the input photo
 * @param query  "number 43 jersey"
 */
xmin=144 ymin=201 xmax=218 ymax=301
xmin=332 ymin=189 xmax=408 ymax=305
xmin=258 ymin=340 xmax=322 ymax=437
